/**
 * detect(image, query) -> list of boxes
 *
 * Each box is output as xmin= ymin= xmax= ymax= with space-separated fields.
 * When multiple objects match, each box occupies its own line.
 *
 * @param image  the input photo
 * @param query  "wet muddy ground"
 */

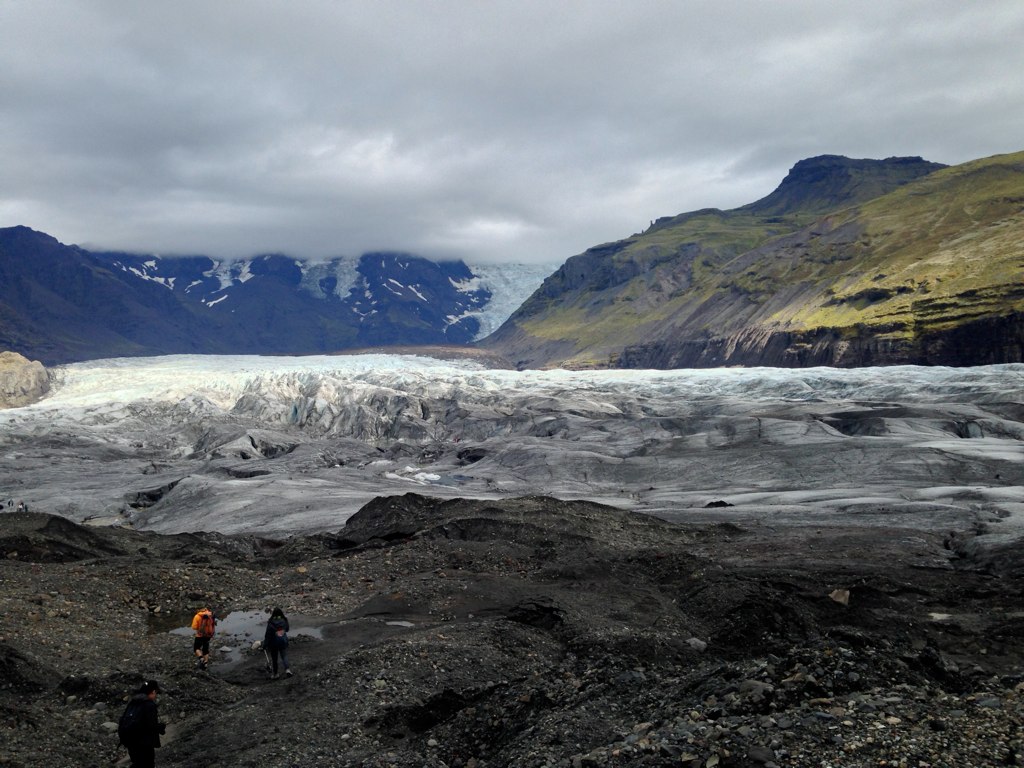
xmin=1 ymin=494 xmax=1022 ymax=767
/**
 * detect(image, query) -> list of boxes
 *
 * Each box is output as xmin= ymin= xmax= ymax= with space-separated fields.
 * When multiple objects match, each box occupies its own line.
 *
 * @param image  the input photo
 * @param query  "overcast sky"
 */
xmin=2 ymin=1 xmax=1023 ymax=265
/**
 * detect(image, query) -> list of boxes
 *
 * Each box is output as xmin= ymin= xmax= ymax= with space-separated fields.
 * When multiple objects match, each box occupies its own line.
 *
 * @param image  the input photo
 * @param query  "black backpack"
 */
xmin=117 ymin=700 xmax=145 ymax=746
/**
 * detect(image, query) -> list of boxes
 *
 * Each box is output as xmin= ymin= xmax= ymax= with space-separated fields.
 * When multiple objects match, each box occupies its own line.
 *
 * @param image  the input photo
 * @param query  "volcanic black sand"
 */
xmin=1 ymin=494 xmax=1021 ymax=767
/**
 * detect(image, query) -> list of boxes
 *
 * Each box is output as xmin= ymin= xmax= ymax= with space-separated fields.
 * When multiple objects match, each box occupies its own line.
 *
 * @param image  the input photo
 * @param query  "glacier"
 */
xmin=462 ymin=262 xmax=556 ymax=339
xmin=1 ymin=355 xmax=1022 ymax=553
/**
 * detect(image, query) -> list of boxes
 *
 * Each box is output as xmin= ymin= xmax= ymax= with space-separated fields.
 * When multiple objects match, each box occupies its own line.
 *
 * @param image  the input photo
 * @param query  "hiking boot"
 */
xmin=285 ymin=669 xmax=293 ymax=677
xmin=272 ymin=673 xmax=279 ymax=680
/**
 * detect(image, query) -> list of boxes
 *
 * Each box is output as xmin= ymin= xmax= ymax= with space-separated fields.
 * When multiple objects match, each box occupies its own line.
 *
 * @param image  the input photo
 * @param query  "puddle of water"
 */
xmin=147 ymin=611 xmax=193 ymax=635
xmin=163 ymin=610 xmax=325 ymax=666
xmin=929 ymin=612 xmax=953 ymax=621
xmin=82 ymin=515 xmax=125 ymax=527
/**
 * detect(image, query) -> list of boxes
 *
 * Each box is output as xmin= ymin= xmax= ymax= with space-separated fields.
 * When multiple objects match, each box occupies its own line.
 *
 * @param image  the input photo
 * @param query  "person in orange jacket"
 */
xmin=190 ymin=607 xmax=216 ymax=670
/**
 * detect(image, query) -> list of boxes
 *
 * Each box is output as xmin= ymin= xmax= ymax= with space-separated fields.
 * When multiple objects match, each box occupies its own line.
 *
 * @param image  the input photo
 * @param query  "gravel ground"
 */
xmin=1 ymin=495 xmax=1022 ymax=767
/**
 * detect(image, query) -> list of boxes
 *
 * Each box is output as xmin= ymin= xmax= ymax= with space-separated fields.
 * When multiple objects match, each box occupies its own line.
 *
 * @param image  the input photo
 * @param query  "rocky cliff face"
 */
xmin=0 ymin=351 xmax=49 ymax=407
xmin=483 ymin=151 xmax=1024 ymax=369
xmin=617 ymin=311 xmax=1024 ymax=368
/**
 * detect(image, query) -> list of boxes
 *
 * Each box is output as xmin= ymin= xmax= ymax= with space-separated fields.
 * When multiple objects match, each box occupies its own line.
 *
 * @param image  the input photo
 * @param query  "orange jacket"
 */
xmin=191 ymin=609 xmax=215 ymax=638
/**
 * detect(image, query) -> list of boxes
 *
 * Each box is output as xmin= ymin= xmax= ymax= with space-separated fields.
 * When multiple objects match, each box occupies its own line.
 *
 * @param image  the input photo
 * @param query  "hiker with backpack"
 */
xmin=118 ymin=680 xmax=165 ymax=767
xmin=190 ymin=607 xmax=216 ymax=670
xmin=263 ymin=607 xmax=292 ymax=679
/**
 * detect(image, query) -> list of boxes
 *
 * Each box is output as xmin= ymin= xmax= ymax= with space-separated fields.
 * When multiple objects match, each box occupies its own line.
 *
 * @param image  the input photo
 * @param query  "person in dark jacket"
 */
xmin=263 ymin=607 xmax=292 ymax=679
xmin=119 ymin=680 xmax=165 ymax=767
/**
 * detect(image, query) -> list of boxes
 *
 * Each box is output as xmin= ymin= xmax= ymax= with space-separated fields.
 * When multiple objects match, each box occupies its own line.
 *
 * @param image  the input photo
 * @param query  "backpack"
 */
xmin=268 ymin=618 xmax=288 ymax=648
xmin=117 ymin=700 xmax=145 ymax=746
xmin=192 ymin=610 xmax=214 ymax=637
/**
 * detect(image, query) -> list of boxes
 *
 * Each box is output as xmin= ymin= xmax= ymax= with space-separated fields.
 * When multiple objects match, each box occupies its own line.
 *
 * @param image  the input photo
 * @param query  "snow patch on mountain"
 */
xmin=299 ymin=258 xmax=362 ymax=300
xmin=112 ymin=256 xmax=176 ymax=290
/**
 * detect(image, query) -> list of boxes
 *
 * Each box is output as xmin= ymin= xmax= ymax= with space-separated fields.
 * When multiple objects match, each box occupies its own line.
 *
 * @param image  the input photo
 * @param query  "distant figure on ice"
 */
xmin=118 ymin=680 xmax=165 ymax=767
xmin=264 ymin=607 xmax=292 ymax=679
xmin=16 ymin=500 xmax=25 ymax=512
xmin=190 ymin=607 xmax=216 ymax=670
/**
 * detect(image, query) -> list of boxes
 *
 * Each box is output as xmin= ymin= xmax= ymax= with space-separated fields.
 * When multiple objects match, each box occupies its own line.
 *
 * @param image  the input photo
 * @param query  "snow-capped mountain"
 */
xmin=104 ymin=250 xmax=495 ymax=347
xmin=0 ymin=226 xmax=555 ymax=364
xmin=102 ymin=250 xmax=554 ymax=342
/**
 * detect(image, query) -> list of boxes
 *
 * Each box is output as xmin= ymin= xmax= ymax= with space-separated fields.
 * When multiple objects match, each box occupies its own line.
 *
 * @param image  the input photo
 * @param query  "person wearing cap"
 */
xmin=119 ymin=680 xmax=165 ymax=767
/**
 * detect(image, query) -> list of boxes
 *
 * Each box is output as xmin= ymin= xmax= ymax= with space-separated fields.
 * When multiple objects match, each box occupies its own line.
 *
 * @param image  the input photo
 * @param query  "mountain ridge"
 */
xmin=0 ymin=228 xmax=551 ymax=365
xmin=482 ymin=151 xmax=1024 ymax=368
xmin=5 ymin=150 xmax=1021 ymax=369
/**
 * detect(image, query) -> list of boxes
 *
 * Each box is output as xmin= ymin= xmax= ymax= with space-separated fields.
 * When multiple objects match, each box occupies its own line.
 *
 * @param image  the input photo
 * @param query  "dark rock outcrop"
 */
xmin=738 ymin=154 xmax=947 ymax=216
xmin=618 ymin=311 xmax=1024 ymax=368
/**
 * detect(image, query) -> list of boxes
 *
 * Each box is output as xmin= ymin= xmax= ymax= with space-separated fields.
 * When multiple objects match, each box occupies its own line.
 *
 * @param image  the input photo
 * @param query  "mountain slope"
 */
xmin=102 ymin=251 xmax=495 ymax=350
xmin=482 ymin=152 xmax=1024 ymax=368
xmin=0 ymin=228 xmax=552 ymax=364
xmin=0 ymin=227 xmax=214 ymax=363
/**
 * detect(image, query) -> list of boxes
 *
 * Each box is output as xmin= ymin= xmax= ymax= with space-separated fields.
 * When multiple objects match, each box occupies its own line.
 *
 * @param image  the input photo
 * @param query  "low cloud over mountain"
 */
xmin=0 ymin=227 xmax=552 ymax=364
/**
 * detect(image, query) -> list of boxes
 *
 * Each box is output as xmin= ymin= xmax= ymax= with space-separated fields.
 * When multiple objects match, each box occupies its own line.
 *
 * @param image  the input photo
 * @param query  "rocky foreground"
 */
xmin=1 ymin=494 xmax=1022 ymax=768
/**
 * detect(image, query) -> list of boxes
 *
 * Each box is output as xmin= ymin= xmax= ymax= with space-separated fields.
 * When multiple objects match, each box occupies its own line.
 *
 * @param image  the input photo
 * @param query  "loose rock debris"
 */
xmin=1 ymin=494 xmax=1022 ymax=767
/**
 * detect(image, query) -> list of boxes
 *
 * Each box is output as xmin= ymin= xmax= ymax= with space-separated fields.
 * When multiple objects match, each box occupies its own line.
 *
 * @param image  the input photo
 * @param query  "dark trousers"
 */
xmin=269 ymin=645 xmax=289 ymax=673
xmin=127 ymin=744 xmax=155 ymax=767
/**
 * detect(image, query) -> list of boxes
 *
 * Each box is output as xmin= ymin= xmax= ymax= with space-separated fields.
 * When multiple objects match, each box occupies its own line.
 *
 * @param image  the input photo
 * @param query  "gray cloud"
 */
xmin=2 ymin=0 xmax=1023 ymax=264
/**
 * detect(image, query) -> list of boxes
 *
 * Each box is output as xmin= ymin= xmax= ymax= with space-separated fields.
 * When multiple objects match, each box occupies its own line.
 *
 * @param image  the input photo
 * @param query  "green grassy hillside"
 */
xmin=485 ymin=152 xmax=1023 ymax=368
xmin=786 ymin=152 xmax=1024 ymax=334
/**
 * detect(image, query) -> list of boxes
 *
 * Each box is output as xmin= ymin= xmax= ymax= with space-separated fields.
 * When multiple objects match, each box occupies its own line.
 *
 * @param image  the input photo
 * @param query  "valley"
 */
xmin=3 ymin=5 xmax=1023 ymax=765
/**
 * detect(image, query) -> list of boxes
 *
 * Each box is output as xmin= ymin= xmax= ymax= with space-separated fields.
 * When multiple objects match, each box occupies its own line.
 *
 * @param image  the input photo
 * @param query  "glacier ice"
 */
xmin=0 ymin=355 xmax=1022 ymax=543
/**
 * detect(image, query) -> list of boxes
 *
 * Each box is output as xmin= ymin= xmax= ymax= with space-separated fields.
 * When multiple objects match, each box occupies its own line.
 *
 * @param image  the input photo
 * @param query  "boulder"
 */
xmin=0 ymin=351 xmax=49 ymax=407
